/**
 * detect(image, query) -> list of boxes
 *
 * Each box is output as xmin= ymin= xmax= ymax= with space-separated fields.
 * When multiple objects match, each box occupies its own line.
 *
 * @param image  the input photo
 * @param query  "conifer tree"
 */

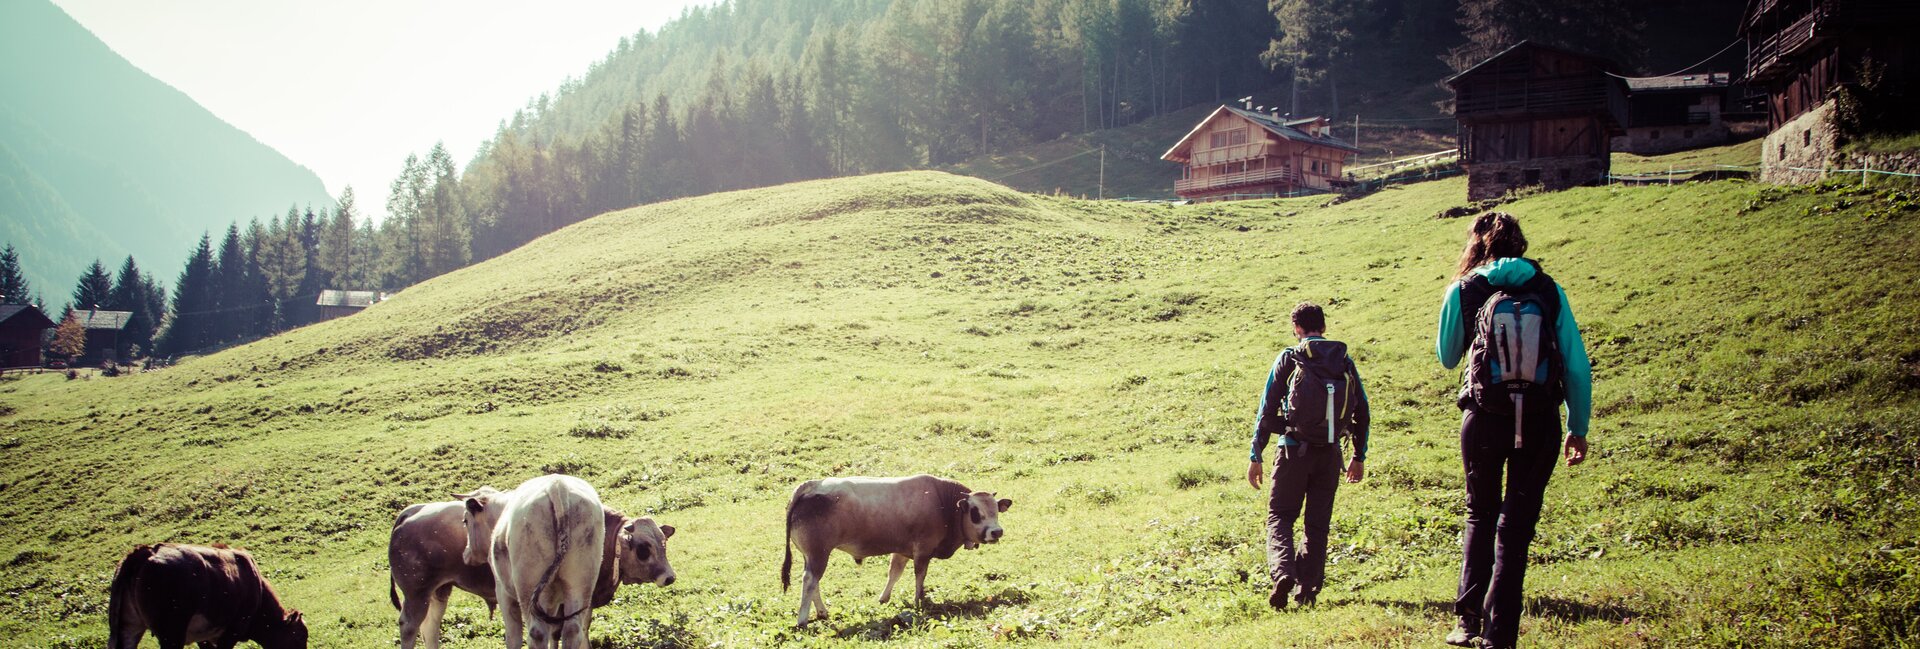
xmin=158 ymin=233 xmax=215 ymax=355
xmin=0 ymin=244 xmax=30 ymax=304
xmin=70 ymin=259 xmax=113 ymax=312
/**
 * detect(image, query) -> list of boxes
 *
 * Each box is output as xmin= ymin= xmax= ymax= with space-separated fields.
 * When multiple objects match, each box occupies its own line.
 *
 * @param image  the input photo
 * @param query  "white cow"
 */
xmin=456 ymin=474 xmax=606 ymax=649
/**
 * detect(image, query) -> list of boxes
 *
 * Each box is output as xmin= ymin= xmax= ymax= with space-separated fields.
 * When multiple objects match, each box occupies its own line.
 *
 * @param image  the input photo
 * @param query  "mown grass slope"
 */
xmin=3 ymin=167 xmax=1918 ymax=648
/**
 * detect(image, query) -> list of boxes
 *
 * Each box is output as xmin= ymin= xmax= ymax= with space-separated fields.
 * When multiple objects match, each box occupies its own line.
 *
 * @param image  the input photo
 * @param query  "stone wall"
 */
xmin=1760 ymin=101 xmax=1839 ymax=184
xmin=1464 ymin=157 xmax=1609 ymax=201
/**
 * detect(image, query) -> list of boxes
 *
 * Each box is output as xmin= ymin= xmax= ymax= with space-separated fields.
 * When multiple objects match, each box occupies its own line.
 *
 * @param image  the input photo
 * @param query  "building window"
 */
xmin=1803 ymin=130 xmax=1811 ymax=147
xmin=1229 ymin=128 xmax=1248 ymax=146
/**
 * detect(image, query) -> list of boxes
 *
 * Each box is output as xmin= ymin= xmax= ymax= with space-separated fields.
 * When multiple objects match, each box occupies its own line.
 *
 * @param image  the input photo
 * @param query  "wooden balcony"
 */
xmin=1746 ymin=3 xmax=1828 ymax=82
xmin=1175 ymin=166 xmax=1304 ymax=195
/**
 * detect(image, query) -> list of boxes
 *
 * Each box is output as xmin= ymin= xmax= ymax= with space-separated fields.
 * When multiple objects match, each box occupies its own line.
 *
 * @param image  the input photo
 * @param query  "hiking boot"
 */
xmin=1443 ymin=617 xmax=1481 ymax=647
xmin=1266 ymin=576 xmax=1294 ymax=610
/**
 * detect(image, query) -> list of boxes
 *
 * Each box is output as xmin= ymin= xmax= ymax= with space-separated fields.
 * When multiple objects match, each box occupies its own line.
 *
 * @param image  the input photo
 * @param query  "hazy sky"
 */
xmin=52 ymin=0 xmax=714 ymax=222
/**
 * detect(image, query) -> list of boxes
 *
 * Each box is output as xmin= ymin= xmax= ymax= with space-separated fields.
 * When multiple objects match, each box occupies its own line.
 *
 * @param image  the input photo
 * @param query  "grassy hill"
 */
xmin=2 ymin=164 xmax=1917 ymax=648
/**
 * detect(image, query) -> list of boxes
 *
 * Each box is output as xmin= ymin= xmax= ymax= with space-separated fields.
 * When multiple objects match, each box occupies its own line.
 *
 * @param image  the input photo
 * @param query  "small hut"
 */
xmin=0 ymin=304 xmax=56 ymax=368
xmin=74 ymin=310 xmax=132 ymax=364
xmin=314 ymin=290 xmax=384 ymax=322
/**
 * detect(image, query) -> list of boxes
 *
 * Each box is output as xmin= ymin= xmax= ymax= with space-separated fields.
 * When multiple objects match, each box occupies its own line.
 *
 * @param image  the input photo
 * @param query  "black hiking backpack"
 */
xmin=1460 ymin=260 xmax=1565 ymax=446
xmin=1282 ymin=340 xmax=1355 ymax=447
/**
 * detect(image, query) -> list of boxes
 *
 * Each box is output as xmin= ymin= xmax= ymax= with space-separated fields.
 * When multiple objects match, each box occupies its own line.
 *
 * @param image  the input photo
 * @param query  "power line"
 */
xmin=1605 ymin=40 xmax=1743 ymax=81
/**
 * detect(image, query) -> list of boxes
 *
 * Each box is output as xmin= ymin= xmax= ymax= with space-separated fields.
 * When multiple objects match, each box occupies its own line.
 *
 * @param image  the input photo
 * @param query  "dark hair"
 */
xmin=1291 ymin=302 xmax=1326 ymax=334
xmin=1455 ymin=212 xmax=1529 ymax=280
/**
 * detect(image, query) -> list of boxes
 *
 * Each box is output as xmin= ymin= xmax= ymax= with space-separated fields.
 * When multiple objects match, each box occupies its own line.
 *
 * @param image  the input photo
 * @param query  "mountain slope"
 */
xmin=0 ymin=169 xmax=1916 ymax=647
xmin=0 ymin=0 xmax=332 ymax=300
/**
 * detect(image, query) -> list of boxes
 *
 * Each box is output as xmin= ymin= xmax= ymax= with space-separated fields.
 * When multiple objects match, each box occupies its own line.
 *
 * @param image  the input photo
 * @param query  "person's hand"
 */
xmin=1248 ymin=461 xmax=1264 ymax=489
xmin=1564 ymin=436 xmax=1588 ymax=467
xmin=1345 ymin=459 xmax=1365 ymax=483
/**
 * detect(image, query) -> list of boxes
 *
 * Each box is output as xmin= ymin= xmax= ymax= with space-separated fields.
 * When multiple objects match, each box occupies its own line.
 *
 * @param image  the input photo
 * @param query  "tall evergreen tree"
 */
xmin=0 ymin=244 xmax=29 ymax=304
xmin=158 ymin=233 xmax=215 ymax=355
xmin=109 ymin=256 xmax=158 ymax=358
xmin=1445 ymin=0 xmax=1645 ymax=73
xmin=70 ymin=259 xmax=113 ymax=312
xmin=213 ymin=223 xmax=249 ymax=343
xmin=318 ymin=187 xmax=358 ymax=290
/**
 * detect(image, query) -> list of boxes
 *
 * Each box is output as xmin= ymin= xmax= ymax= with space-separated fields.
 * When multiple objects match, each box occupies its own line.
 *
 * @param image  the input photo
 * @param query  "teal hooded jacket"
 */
xmin=1436 ymin=257 xmax=1593 ymax=437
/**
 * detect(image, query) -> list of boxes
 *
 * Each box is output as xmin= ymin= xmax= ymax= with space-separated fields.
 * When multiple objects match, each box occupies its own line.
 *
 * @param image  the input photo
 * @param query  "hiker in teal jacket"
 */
xmin=1435 ymin=212 xmax=1590 ymax=649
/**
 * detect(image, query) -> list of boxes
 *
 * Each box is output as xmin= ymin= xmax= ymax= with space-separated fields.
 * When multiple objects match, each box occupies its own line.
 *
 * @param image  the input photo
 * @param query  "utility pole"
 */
xmin=1098 ymin=145 xmax=1106 ymax=200
xmin=1353 ymin=115 xmax=1361 ymax=159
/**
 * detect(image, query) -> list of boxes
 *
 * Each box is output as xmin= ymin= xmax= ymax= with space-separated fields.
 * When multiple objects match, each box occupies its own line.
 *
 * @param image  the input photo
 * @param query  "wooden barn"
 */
xmin=1161 ymin=106 xmax=1361 ymax=200
xmin=315 ymin=289 xmax=384 ymax=322
xmin=1741 ymin=0 xmax=1920 ymax=183
xmin=0 ymin=304 xmax=55 ymax=368
xmin=74 ymin=309 xmax=132 ymax=364
xmin=1448 ymin=42 xmax=1628 ymax=200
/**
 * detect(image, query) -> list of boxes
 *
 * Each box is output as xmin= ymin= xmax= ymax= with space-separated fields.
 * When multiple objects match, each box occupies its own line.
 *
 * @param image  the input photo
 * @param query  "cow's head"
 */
xmin=955 ymin=491 xmax=1013 ymax=549
xmin=617 ymin=516 xmax=677 ymax=587
xmin=452 ymin=487 xmax=504 ymax=566
xmin=260 ymin=610 xmax=307 ymax=649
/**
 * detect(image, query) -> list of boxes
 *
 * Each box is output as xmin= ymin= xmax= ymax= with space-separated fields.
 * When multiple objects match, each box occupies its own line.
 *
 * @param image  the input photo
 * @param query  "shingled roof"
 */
xmin=316 ymin=290 xmax=382 ymax=308
xmin=74 ymin=310 xmax=132 ymax=330
xmin=0 ymin=304 xmax=55 ymax=329
xmin=1162 ymin=105 xmax=1361 ymax=162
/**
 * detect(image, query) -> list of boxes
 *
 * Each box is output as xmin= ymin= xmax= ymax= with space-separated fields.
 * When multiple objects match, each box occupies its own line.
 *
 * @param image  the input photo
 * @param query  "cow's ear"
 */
xmin=464 ymin=497 xmax=485 ymax=514
xmin=623 ymin=519 xmax=638 ymax=532
xmin=996 ymin=498 xmax=1013 ymax=513
xmin=660 ymin=524 xmax=675 ymax=539
xmin=955 ymin=498 xmax=971 ymax=513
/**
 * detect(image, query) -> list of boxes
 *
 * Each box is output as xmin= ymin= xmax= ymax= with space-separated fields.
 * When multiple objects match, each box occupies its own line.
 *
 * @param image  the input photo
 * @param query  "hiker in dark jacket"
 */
xmin=1435 ymin=212 xmax=1592 ymax=649
xmin=1247 ymin=302 xmax=1369 ymax=610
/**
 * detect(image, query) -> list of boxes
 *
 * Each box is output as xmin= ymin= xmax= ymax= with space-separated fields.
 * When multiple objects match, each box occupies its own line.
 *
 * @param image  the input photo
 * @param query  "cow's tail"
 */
xmin=782 ymin=483 xmax=829 ymax=593
xmin=530 ymin=483 xmax=585 ymax=626
xmin=107 ymin=545 xmax=153 ymax=649
xmin=389 ymin=503 xmax=424 ymax=612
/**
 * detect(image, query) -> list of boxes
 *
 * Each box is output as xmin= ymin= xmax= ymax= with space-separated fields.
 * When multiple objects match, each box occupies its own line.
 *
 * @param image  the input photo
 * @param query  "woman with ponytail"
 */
xmin=1435 ymin=212 xmax=1592 ymax=649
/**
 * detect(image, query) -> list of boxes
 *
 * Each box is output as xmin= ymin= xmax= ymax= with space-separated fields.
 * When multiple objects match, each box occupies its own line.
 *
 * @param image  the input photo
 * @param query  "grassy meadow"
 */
xmin=2 ymin=162 xmax=1918 ymax=648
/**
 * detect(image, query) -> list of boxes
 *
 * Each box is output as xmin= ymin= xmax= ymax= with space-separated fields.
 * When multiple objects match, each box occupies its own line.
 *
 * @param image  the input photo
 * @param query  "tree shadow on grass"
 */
xmin=830 ymin=588 xmax=1034 ymax=641
xmin=1363 ymin=596 xmax=1642 ymax=624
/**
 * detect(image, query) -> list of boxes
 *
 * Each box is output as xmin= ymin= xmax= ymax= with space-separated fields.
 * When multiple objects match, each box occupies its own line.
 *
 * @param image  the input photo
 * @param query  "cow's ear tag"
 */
xmin=996 ymin=498 xmax=1013 ymax=513
xmin=660 ymin=525 xmax=676 ymax=539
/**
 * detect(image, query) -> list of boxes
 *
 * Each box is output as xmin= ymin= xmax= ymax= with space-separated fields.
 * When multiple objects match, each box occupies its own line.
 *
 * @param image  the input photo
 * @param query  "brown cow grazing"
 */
xmin=390 ymin=501 xmax=676 ymax=649
xmin=108 ymin=543 xmax=308 ymax=649
xmin=781 ymin=474 xmax=1012 ymax=627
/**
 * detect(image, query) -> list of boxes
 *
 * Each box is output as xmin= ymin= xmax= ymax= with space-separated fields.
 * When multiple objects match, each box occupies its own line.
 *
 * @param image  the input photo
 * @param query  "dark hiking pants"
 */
xmin=1455 ymin=406 xmax=1563 ymax=648
xmin=1266 ymin=442 xmax=1342 ymax=598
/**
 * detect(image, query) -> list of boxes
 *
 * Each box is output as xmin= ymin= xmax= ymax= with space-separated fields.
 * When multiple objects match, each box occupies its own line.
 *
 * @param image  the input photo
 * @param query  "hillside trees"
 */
xmin=1445 ymin=0 xmax=1646 ymax=73
xmin=157 ymin=234 xmax=214 ymax=355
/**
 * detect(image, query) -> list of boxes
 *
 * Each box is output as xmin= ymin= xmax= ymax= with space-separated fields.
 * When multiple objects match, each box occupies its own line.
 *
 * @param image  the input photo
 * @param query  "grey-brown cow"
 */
xmin=781 ymin=474 xmax=1012 ymax=626
xmin=108 ymin=543 xmax=308 ymax=649
xmin=389 ymin=500 xmax=676 ymax=649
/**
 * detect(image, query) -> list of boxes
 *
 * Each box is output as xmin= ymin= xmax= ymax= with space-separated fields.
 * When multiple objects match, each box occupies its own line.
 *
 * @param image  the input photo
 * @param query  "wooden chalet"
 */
xmin=314 ymin=289 xmax=384 ymax=322
xmin=1611 ymin=73 xmax=1738 ymax=155
xmin=0 ymin=304 xmax=55 ymax=368
xmin=1161 ymin=106 xmax=1361 ymax=200
xmin=74 ymin=309 xmax=132 ymax=364
xmin=1448 ymin=42 xmax=1628 ymax=200
xmin=1741 ymin=0 xmax=1920 ymax=183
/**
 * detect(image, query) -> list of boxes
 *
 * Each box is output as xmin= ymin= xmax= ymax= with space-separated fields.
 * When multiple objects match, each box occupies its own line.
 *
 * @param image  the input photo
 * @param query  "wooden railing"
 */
xmin=1747 ymin=3 xmax=1828 ymax=81
xmin=1175 ymin=167 xmax=1305 ymax=194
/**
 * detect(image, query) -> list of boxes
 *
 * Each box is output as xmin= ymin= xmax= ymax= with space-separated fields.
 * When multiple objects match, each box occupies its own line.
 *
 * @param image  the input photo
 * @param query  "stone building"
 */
xmin=1741 ymin=0 xmax=1920 ymax=183
xmin=1611 ymin=73 xmax=1736 ymax=155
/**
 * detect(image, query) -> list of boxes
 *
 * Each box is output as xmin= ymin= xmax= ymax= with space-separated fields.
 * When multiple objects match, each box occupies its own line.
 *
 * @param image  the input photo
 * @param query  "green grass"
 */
xmin=3 ymin=163 xmax=1919 ymax=648
xmin=1611 ymin=139 xmax=1763 ymax=175
xmin=1843 ymin=131 xmax=1920 ymax=156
